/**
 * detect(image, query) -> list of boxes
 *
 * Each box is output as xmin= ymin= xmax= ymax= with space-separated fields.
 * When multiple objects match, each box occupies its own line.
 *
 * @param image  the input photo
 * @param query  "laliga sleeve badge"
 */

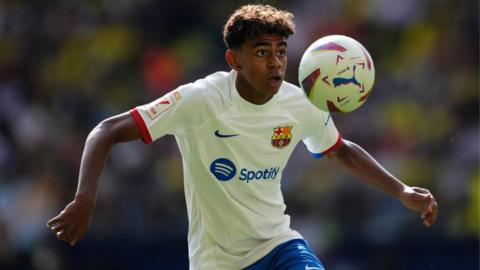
xmin=271 ymin=126 xmax=293 ymax=149
xmin=146 ymin=94 xmax=175 ymax=119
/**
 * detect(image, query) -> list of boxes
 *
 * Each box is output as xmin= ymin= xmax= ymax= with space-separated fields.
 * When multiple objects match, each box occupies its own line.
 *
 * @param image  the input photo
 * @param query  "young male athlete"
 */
xmin=47 ymin=4 xmax=438 ymax=270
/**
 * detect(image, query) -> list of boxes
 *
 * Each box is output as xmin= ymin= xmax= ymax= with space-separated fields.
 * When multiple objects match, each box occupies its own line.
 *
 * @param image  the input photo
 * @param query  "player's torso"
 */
xmin=189 ymin=97 xmax=304 ymax=188
xmin=180 ymin=96 xmax=304 ymax=256
xmin=175 ymin=73 xmax=318 ymax=268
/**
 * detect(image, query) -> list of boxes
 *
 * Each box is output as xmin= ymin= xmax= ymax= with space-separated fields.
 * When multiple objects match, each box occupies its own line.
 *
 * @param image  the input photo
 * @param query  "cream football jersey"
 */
xmin=130 ymin=70 xmax=342 ymax=270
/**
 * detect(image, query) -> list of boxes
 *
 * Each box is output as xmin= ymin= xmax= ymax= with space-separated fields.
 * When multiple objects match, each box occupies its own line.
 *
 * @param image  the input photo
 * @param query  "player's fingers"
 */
xmin=69 ymin=227 xmax=85 ymax=246
xmin=56 ymin=230 xmax=72 ymax=242
xmin=423 ymin=213 xmax=435 ymax=228
xmin=421 ymin=200 xmax=438 ymax=227
xmin=420 ymin=195 xmax=433 ymax=219
xmin=422 ymin=218 xmax=431 ymax=228
xmin=423 ymin=201 xmax=439 ymax=227
xmin=47 ymin=213 xmax=66 ymax=228
xmin=68 ymin=229 xmax=76 ymax=246
xmin=60 ymin=228 xmax=77 ymax=243
xmin=427 ymin=196 xmax=435 ymax=213
xmin=406 ymin=191 xmax=429 ymax=216
xmin=432 ymin=201 xmax=439 ymax=223
xmin=47 ymin=218 xmax=61 ymax=228
xmin=50 ymin=222 xmax=68 ymax=233
xmin=70 ymin=237 xmax=77 ymax=246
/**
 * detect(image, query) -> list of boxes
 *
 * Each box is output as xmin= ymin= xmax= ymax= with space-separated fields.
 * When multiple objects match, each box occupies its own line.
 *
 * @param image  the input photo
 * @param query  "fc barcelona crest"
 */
xmin=271 ymin=126 xmax=293 ymax=149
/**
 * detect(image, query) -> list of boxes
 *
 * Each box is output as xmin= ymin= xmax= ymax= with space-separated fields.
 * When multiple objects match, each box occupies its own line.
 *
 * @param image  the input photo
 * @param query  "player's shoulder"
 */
xmin=164 ymin=71 xmax=232 ymax=119
xmin=173 ymin=71 xmax=231 ymax=103
xmin=202 ymin=70 xmax=232 ymax=90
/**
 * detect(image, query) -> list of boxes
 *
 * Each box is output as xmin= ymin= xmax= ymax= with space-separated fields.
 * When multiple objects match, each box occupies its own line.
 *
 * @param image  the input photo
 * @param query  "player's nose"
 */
xmin=268 ymin=54 xmax=282 ymax=69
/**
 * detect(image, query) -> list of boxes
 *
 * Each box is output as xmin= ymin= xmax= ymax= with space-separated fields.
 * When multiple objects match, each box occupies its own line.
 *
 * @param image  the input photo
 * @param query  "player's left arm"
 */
xmin=327 ymin=139 xmax=438 ymax=228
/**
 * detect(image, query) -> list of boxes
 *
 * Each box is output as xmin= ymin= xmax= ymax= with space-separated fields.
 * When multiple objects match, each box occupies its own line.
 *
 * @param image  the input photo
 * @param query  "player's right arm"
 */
xmin=47 ymin=112 xmax=141 ymax=246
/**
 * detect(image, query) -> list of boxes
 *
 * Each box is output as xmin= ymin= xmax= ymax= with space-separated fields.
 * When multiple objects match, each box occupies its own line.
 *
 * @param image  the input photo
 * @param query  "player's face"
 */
xmin=232 ymin=34 xmax=288 ymax=104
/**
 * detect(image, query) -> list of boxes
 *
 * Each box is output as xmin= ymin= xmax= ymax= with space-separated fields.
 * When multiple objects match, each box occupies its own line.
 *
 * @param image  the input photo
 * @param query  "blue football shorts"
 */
xmin=243 ymin=239 xmax=325 ymax=270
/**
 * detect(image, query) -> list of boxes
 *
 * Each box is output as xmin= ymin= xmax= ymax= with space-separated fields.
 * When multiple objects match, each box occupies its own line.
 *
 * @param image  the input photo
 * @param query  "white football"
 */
xmin=298 ymin=35 xmax=375 ymax=113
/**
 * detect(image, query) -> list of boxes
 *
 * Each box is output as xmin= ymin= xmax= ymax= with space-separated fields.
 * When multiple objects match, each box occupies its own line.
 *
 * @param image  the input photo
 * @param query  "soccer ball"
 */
xmin=298 ymin=35 xmax=375 ymax=113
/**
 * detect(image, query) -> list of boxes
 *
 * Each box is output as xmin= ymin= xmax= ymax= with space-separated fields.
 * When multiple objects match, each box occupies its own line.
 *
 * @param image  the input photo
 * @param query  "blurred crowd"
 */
xmin=0 ymin=0 xmax=478 ymax=269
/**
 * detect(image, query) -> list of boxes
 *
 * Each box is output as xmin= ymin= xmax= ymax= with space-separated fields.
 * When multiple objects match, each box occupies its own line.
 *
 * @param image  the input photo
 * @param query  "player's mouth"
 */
xmin=267 ymin=74 xmax=283 ymax=89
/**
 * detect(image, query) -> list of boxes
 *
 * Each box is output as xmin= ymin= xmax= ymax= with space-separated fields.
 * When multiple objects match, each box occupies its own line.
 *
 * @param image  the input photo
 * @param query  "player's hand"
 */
xmin=399 ymin=186 xmax=438 ymax=228
xmin=47 ymin=195 xmax=95 ymax=246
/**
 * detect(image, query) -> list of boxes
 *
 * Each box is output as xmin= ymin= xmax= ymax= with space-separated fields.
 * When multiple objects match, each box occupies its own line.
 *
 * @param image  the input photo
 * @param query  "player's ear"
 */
xmin=226 ymin=49 xmax=241 ymax=70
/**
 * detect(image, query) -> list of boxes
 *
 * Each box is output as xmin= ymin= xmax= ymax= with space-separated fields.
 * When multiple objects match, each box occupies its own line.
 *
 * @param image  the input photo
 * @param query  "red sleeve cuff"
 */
xmin=130 ymin=108 xmax=153 ymax=144
xmin=311 ymin=132 xmax=343 ymax=158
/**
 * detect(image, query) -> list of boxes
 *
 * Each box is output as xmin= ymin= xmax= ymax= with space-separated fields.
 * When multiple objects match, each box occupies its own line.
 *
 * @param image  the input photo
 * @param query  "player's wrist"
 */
xmin=74 ymin=193 xmax=96 ymax=208
xmin=389 ymin=182 xmax=407 ymax=200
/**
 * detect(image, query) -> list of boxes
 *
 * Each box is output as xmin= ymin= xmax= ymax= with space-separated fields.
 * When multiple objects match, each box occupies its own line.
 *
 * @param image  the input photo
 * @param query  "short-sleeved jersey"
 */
xmin=130 ymin=70 xmax=342 ymax=270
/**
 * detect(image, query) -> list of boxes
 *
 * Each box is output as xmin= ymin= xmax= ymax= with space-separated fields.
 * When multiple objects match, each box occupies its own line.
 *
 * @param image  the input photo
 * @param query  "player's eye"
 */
xmin=256 ymin=50 xmax=268 ymax=57
xmin=277 ymin=49 xmax=287 ymax=57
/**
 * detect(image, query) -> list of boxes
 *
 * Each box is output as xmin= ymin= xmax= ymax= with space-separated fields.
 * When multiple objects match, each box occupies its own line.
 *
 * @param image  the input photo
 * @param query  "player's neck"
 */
xmin=235 ymin=74 xmax=273 ymax=105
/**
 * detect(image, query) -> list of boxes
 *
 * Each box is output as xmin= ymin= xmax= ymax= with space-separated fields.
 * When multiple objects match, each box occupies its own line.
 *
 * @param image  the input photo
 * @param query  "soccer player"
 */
xmin=47 ymin=4 xmax=438 ymax=270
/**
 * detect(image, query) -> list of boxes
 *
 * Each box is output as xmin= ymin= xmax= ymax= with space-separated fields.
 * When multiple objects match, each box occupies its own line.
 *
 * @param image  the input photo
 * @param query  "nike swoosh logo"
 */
xmin=214 ymin=130 xmax=239 ymax=138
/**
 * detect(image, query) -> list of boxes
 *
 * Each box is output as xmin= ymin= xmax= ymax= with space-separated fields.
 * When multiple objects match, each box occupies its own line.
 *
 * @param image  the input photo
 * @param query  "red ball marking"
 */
xmin=327 ymin=100 xmax=341 ymax=112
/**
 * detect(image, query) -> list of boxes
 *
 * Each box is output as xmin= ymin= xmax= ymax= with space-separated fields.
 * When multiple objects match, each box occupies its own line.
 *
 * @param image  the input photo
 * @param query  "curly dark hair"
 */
xmin=223 ymin=4 xmax=295 ymax=49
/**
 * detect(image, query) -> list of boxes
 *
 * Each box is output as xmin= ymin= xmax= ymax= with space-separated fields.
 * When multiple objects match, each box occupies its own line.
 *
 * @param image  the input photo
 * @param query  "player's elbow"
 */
xmin=87 ymin=118 xmax=118 ymax=145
